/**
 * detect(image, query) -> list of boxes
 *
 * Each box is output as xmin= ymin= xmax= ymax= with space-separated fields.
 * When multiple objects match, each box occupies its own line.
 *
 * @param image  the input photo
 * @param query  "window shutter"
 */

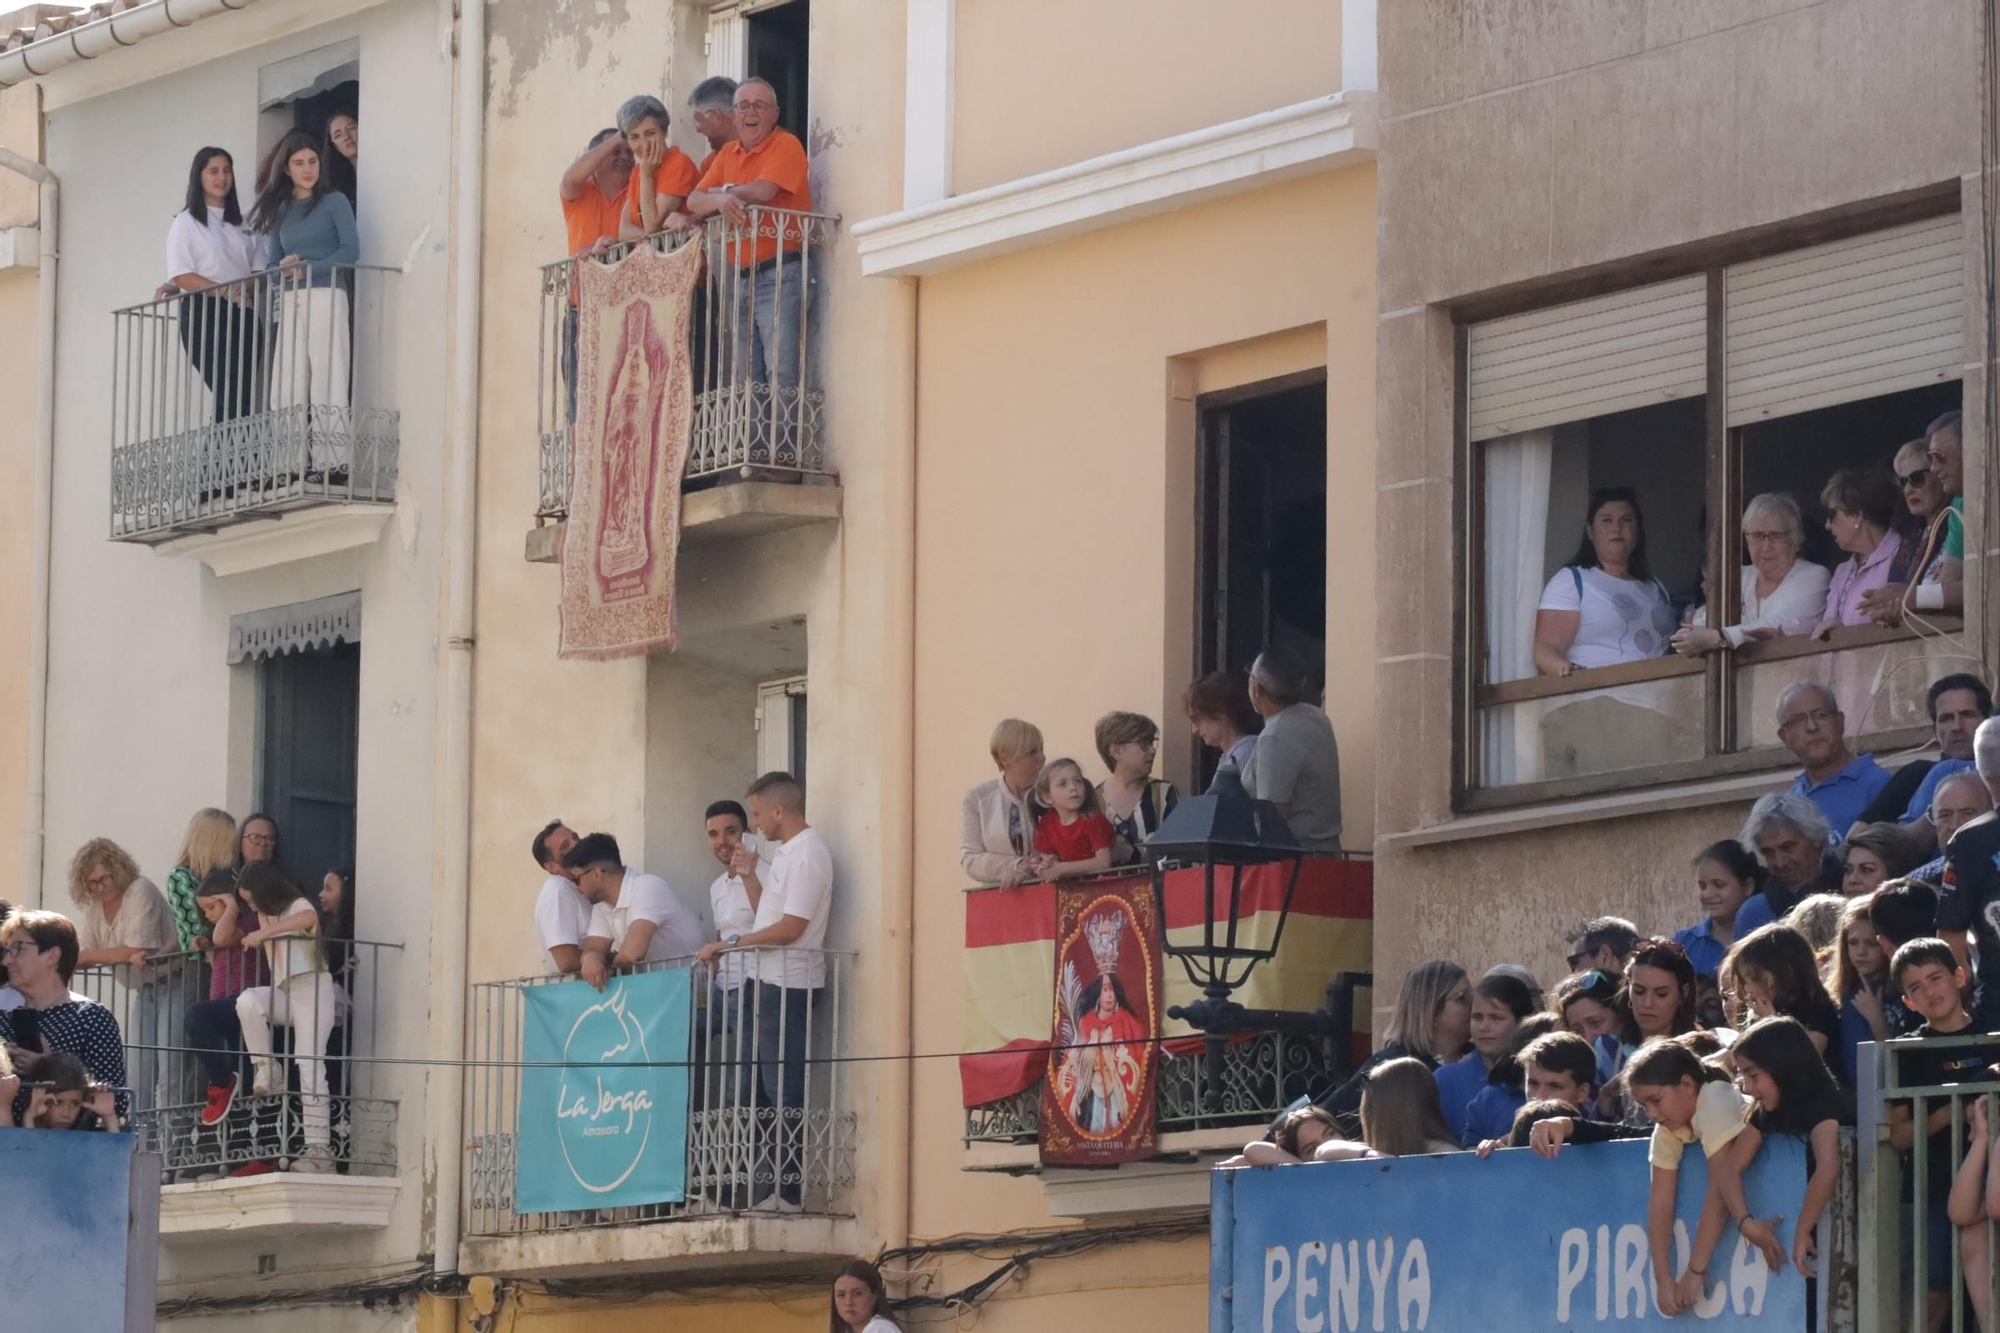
xmin=1724 ymin=214 xmax=1963 ymax=426
xmin=1467 ymin=276 xmax=1707 ymax=443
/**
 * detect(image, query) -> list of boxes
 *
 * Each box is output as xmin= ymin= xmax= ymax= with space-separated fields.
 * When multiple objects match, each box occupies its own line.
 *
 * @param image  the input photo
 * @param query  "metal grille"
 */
xmin=534 ymin=208 xmax=839 ymax=520
xmin=108 ymin=265 xmax=401 ymax=542
xmin=466 ymin=950 xmax=856 ymax=1235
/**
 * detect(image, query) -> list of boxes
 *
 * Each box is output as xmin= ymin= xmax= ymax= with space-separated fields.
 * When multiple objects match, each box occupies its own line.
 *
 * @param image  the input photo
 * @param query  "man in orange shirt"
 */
xmin=557 ymin=126 xmax=633 ymax=422
xmin=687 ymin=76 xmax=740 ymax=180
xmin=684 ymin=77 xmax=817 ymax=407
xmin=617 ymin=95 xmax=701 ymax=242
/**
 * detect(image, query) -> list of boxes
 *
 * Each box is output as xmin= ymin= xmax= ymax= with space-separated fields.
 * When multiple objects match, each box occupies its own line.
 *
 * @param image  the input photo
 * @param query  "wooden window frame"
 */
xmin=1454 ymin=190 xmax=1972 ymax=813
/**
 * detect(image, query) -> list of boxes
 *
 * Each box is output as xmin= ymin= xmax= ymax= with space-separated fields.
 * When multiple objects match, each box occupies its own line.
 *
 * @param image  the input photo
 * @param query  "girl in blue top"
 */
xmin=249 ymin=129 xmax=360 ymax=481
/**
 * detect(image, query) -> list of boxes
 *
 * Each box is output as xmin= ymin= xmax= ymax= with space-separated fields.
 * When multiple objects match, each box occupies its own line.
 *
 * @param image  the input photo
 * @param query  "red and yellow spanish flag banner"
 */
xmin=960 ymin=857 xmax=1372 ymax=1108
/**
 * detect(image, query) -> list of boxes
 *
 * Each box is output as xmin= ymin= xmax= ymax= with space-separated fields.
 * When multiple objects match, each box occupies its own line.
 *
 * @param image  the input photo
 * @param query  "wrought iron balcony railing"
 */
xmin=108 ymin=263 xmax=400 ymax=543
xmin=465 ymin=949 xmax=856 ymax=1236
xmin=534 ymin=207 xmax=838 ymax=520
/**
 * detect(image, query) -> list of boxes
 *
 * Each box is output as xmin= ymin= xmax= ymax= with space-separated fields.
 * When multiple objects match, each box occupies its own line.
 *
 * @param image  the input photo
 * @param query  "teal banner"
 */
xmin=516 ymin=969 xmax=692 ymax=1213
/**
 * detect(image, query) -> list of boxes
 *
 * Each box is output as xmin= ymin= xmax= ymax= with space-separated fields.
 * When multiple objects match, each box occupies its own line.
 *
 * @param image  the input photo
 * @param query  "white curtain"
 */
xmin=1480 ymin=429 xmax=1554 ymax=784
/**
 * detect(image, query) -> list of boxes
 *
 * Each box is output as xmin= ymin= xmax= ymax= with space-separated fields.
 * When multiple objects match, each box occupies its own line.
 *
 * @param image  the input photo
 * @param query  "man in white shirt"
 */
xmin=565 ymin=833 xmax=710 ymax=990
xmin=697 ymin=771 xmax=830 ymax=1210
xmin=530 ymin=820 xmax=590 ymax=976
xmin=703 ymin=799 xmax=768 ymax=1108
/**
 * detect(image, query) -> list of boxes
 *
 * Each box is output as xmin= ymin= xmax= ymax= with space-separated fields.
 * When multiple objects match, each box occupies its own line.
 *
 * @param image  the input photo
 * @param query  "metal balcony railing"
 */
xmin=535 ymin=207 xmax=838 ymax=519
xmin=70 ymin=939 xmax=401 ymax=1181
xmin=465 ymin=949 xmax=856 ymax=1236
xmin=108 ymin=263 xmax=400 ymax=543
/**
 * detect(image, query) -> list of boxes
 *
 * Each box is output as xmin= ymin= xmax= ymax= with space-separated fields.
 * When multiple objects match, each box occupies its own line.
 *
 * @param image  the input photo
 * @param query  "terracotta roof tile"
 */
xmin=1 ymin=2 xmax=144 ymax=59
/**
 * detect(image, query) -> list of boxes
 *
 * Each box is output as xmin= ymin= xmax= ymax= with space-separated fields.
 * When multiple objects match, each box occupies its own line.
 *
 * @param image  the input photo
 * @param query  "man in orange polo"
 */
xmin=684 ymin=76 xmax=816 ymax=406
xmin=557 ymin=126 xmax=633 ymax=422
xmin=687 ymin=76 xmax=740 ymax=180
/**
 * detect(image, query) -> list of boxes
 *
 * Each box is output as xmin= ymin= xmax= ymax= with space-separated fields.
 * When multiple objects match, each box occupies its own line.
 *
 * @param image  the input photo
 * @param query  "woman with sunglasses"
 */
xmin=1861 ymin=435 xmax=1956 ymax=626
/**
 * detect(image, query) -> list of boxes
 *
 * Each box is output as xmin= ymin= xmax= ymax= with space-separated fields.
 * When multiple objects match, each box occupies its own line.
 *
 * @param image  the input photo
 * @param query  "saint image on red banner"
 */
xmin=1040 ymin=883 xmax=1160 ymax=1165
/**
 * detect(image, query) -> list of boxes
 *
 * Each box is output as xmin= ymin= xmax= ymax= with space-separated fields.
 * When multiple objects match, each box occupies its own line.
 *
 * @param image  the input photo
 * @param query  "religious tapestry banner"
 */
xmin=558 ymin=239 xmax=705 ymax=659
xmin=1039 ymin=877 xmax=1162 ymax=1166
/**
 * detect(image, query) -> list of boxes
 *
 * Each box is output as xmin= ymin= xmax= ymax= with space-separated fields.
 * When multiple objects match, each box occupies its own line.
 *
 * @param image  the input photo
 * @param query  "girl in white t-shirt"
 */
xmin=1533 ymin=489 xmax=1677 ymax=676
xmin=159 ymin=147 xmax=267 ymax=425
xmin=830 ymin=1260 xmax=902 ymax=1333
xmin=234 ymin=863 xmax=340 ymax=1172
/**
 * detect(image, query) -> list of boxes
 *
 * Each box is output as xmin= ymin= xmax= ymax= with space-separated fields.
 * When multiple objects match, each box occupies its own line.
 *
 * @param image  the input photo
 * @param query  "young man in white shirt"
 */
xmin=565 ymin=833 xmax=710 ymax=990
xmin=697 ymin=771 xmax=831 ymax=1210
xmin=530 ymin=820 xmax=590 ymax=976
xmin=703 ymin=799 xmax=768 ymax=1110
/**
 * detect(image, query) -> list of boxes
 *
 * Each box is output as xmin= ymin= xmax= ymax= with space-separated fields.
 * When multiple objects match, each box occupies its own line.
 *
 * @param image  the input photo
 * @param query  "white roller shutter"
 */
xmin=1467 ymin=276 xmax=1707 ymax=442
xmin=1725 ymin=214 xmax=1963 ymax=426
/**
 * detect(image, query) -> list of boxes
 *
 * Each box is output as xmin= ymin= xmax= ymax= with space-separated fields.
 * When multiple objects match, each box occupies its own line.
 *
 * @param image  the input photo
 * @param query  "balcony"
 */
xmin=70 ymin=939 xmax=403 ymax=1238
xmin=461 ymin=950 xmax=859 ymax=1278
xmin=524 ymin=209 xmax=842 ymax=563
xmin=108 ymin=265 xmax=400 ymax=574
xmin=960 ymin=857 xmax=1372 ymax=1215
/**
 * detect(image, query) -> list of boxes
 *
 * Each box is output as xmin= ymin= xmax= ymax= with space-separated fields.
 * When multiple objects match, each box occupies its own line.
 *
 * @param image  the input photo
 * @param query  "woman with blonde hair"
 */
xmin=164 ymin=808 xmax=239 ymax=952
xmin=960 ymin=718 xmax=1057 ymax=887
xmin=68 ymin=837 xmax=178 ymax=1114
xmin=1317 ymin=960 xmax=1472 ymax=1134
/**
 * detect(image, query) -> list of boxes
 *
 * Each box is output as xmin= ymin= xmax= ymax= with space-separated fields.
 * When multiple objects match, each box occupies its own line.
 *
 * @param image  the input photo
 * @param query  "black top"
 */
xmin=1940 ymin=811 xmax=2000 ymax=1026
xmin=1795 ymin=1000 xmax=1848 ymax=1089
xmin=1902 ymin=1024 xmax=1992 ymax=1200
xmin=1751 ymin=1084 xmax=1853 ymax=1174
xmin=1316 ymin=1043 xmax=1434 ymax=1137
xmin=1858 ymin=759 xmax=1938 ymax=826
xmin=1555 ymin=1118 xmax=1648 ymax=1146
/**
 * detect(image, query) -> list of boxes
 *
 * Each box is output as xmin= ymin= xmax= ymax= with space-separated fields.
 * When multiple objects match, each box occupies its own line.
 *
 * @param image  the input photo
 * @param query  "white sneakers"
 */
xmin=249 ymin=1059 xmax=278 ymax=1096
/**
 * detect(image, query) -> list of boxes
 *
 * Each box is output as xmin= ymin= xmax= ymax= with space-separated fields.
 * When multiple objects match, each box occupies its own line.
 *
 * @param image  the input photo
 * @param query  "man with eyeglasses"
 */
xmin=565 ymin=832 xmax=709 ymax=991
xmin=681 ymin=76 xmax=815 ymax=419
xmin=1864 ymin=412 xmax=1965 ymax=625
xmin=1562 ymin=917 xmax=1639 ymax=977
xmin=1774 ymin=680 xmax=1890 ymax=835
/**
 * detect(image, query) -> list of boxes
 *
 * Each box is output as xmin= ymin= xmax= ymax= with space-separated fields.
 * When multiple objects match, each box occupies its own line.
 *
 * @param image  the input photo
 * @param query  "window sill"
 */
xmin=1378 ymin=766 xmax=1795 ymax=850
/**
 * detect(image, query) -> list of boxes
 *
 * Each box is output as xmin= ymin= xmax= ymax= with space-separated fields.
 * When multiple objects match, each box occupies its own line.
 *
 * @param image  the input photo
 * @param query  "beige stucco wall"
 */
xmin=1372 ymin=0 xmax=1988 ymax=1000
xmin=907 ymin=166 xmax=1377 ymax=1248
xmin=0 ymin=82 xmax=39 ymax=914
xmin=950 ymin=0 xmax=1342 ymax=194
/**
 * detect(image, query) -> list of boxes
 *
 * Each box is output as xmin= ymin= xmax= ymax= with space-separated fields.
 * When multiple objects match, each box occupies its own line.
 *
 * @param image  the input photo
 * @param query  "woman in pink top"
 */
xmin=1813 ymin=468 xmax=1905 ymax=635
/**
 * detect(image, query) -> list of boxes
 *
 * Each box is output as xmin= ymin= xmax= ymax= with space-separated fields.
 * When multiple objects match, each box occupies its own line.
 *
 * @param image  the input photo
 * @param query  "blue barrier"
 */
xmin=1211 ymin=1137 xmax=1810 ymax=1332
xmin=0 ymin=1130 xmax=157 ymax=1331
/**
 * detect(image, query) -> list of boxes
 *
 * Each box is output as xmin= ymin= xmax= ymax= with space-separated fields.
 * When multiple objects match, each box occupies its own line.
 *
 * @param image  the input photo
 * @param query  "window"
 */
xmin=747 ymin=0 xmax=810 ymax=141
xmin=756 ymin=675 xmax=808 ymax=781
xmin=1194 ymin=371 xmax=1327 ymax=790
xmin=1465 ymin=212 xmax=1968 ymax=803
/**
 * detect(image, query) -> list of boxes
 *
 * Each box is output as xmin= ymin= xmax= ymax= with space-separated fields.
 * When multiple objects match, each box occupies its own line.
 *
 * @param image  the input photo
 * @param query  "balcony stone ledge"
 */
xmin=159 ymin=1174 xmax=399 ymax=1241
xmin=526 ymin=480 xmax=842 ymax=564
xmin=964 ymin=1126 xmax=1245 ymax=1218
xmin=459 ymin=1212 xmax=862 ymax=1281
xmin=151 ymin=502 xmax=394 ymax=577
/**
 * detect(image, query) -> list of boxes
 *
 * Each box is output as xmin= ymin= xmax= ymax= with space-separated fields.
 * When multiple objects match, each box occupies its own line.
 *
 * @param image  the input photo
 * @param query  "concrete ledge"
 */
xmin=0 ymin=224 xmax=38 ymax=270
xmin=853 ymin=93 xmax=1377 ymax=278
xmin=1376 ymin=768 xmax=1793 ymax=851
xmin=965 ymin=1125 xmax=1251 ymax=1184
xmin=158 ymin=1174 xmax=398 ymax=1239
xmin=151 ymin=502 xmax=394 ymax=577
xmin=525 ymin=480 xmax=843 ymax=564
xmin=459 ymin=1212 xmax=860 ymax=1281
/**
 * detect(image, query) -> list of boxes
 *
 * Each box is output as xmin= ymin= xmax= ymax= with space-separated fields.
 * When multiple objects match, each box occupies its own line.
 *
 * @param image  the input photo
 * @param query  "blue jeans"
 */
xmin=752 ymin=982 xmax=817 ymax=1205
xmin=733 ymin=256 xmax=815 ymax=399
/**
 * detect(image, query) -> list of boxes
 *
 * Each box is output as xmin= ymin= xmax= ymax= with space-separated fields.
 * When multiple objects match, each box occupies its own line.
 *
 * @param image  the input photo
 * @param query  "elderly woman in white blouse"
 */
xmin=1671 ymin=492 xmax=1831 ymax=655
xmin=960 ymin=719 xmax=1059 ymax=887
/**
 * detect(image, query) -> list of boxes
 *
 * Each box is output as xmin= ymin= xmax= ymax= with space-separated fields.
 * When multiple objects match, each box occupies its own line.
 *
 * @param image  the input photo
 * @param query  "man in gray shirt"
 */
xmin=1241 ymin=649 xmax=1344 ymax=854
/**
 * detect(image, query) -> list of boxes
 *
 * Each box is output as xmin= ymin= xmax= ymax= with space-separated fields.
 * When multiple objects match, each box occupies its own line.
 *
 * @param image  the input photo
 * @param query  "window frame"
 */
xmin=1452 ymin=189 xmax=1969 ymax=813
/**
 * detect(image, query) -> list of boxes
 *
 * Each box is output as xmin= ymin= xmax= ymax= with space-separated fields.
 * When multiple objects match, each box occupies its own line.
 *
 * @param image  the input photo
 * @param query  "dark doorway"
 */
xmin=747 ymin=0 xmax=810 ymax=141
xmin=260 ymin=641 xmax=360 ymax=888
xmin=1193 ymin=371 xmax=1328 ymax=787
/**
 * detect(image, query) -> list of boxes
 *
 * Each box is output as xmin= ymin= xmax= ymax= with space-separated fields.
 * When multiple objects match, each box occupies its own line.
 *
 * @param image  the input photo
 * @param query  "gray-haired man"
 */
xmin=1734 ymin=791 xmax=1844 ymax=934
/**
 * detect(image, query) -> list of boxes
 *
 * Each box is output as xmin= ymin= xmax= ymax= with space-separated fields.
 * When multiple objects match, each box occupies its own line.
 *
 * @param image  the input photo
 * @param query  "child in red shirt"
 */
xmin=1032 ymin=758 xmax=1118 ymax=877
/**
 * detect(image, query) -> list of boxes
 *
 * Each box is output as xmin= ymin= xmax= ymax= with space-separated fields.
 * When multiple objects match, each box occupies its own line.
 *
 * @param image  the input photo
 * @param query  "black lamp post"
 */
xmin=1146 ymin=793 xmax=1335 ymax=1116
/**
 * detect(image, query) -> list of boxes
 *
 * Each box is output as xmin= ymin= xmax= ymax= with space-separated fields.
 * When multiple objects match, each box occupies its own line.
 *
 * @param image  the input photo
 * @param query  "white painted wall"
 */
xmin=40 ymin=0 xmax=449 ymax=1292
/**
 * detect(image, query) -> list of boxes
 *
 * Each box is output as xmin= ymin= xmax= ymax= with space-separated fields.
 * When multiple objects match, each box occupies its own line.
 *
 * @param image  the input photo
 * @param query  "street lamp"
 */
xmin=1145 ymin=793 xmax=1332 ymax=1115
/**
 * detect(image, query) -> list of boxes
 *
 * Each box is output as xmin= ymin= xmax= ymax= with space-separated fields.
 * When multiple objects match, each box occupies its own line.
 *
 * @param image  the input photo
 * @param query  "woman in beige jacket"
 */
xmin=960 ymin=719 xmax=1058 ymax=886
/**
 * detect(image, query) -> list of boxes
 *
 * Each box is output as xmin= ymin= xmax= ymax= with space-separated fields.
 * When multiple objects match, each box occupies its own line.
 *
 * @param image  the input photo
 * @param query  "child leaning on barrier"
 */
xmin=3 ymin=1051 xmax=119 ymax=1131
xmin=1731 ymin=1016 xmax=1850 ymax=1277
xmin=1945 ymin=1095 xmax=2000 ymax=1332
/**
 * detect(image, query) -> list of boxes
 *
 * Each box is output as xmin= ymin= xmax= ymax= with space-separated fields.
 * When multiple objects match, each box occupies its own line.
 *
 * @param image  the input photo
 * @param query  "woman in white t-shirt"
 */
xmin=1534 ymin=488 xmax=1677 ymax=676
xmin=830 ymin=1260 xmax=901 ymax=1333
xmin=1671 ymin=492 xmax=1831 ymax=654
xmin=157 ymin=147 xmax=268 ymax=424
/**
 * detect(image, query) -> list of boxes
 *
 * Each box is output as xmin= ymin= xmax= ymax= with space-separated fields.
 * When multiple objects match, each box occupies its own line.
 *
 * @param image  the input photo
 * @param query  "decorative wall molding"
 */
xmin=226 ymin=590 xmax=361 ymax=664
xmin=854 ymin=93 xmax=1377 ymax=278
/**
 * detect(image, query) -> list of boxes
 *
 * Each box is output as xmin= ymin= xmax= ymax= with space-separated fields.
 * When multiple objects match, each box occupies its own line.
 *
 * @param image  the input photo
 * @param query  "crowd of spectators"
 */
xmin=529 ymin=769 xmax=832 ymax=1213
xmin=1222 ymin=660 xmax=2000 ymax=1329
xmin=0 ymin=808 xmax=357 ymax=1177
xmin=1539 ymin=411 xmax=1965 ymax=677
xmin=958 ymin=645 xmax=1344 ymax=887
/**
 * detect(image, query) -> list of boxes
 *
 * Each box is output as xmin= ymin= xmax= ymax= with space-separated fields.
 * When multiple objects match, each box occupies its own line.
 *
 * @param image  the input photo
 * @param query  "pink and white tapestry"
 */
xmin=559 ymin=239 xmax=704 ymax=659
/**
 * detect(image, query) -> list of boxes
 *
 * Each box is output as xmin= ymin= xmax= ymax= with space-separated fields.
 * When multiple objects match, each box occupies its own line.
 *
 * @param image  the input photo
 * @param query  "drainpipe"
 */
xmin=878 ymin=274 xmax=918 ymax=1254
xmin=426 ymin=0 xmax=483 ymax=1278
xmin=0 ymin=0 xmax=267 ymax=88
xmin=0 ymin=145 xmax=57 ymax=909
